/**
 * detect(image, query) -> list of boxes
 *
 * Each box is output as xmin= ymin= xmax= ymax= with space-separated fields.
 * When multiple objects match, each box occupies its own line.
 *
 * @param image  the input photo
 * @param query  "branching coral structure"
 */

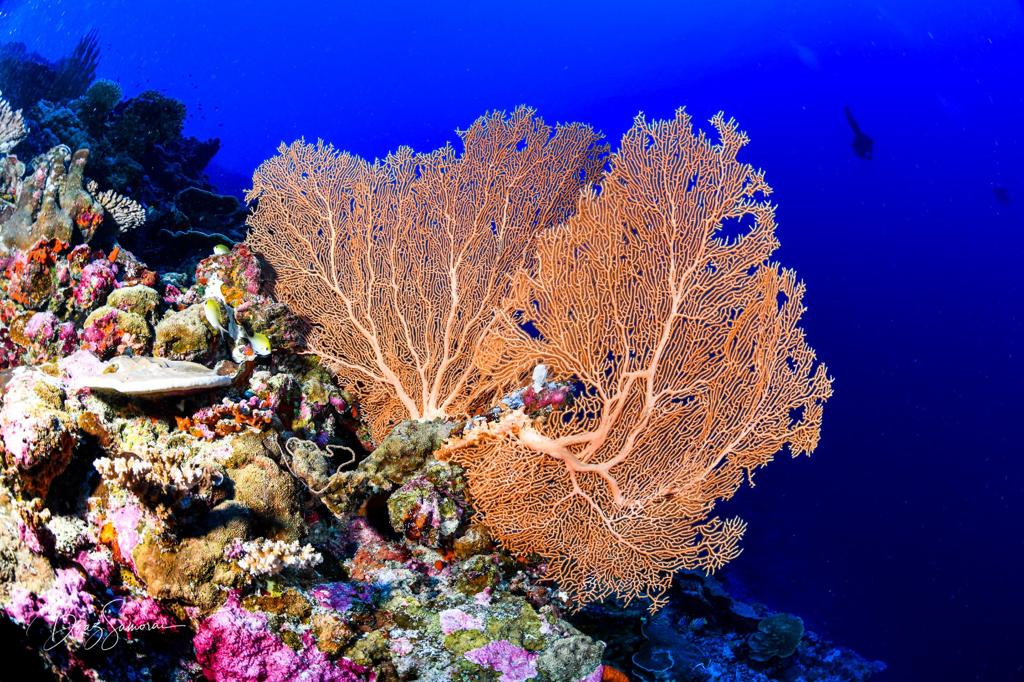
xmin=440 ymin=110 xmax=833 ymax=610
xmin=248 ymin=107 xmax=832 ymax=613
xmin=246 ymin=107 xmax=606 ymax=440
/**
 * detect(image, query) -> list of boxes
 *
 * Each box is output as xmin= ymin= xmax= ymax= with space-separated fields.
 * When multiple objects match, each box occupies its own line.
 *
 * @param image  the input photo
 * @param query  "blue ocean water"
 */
xmin=2 ymin=0 xmax=1021 ymax=679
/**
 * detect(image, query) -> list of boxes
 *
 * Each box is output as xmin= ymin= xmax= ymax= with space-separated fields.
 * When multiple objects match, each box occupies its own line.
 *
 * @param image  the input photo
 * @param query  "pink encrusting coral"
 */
xmin=6 ymin=569 xmax=98 ymax=643
xmin=113 ymin=596 xmax=180 ymax=638
xmin=193 ymin=593 xmax=375 ymax=682
xmin=438 ymin=607 xmax=484 ymax=635
xmin=73 ymin=259 xmax=118 ymax=309
xmin=74 ymin=548 xmax=116 ymax=586
xmin=464 ymin=639 xmax=538 ymax=682
xmin=103 ymin=501 xmax=146 ymax=570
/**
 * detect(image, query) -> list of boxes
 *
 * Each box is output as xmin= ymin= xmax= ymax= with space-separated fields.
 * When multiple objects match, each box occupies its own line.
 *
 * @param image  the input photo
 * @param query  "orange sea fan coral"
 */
xmin=440 ymin=109 xmax=833 ymax=611
xmin=246 ymin=107 xmax=605 ymax=440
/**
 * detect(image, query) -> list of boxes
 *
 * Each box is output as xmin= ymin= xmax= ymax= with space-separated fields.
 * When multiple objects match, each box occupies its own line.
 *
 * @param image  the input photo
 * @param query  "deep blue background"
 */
xmin=3 ymin=1 xmax=1023 ymax=679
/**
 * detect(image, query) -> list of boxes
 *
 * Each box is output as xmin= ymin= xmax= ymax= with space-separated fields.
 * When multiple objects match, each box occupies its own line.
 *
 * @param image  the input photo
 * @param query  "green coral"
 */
xmin=443 ymin=628 xmax=489 ymax=656
xmin=485 ymin=602 xmax=545 ymax=650
xmin=748 ymin=613 xmax=804 ymax=662
xmin=153 ymin=303 xmax=218 ymax=363
xmin=106 ymin=285 xmax=160 ymax=323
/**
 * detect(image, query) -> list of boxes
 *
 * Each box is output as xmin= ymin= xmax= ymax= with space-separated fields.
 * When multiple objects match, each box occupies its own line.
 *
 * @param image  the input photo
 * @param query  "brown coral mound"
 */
xmin=246 ymin=107 xmax=605 ymax=440
xmin=441 ymin=110 xmax=832 ymax=610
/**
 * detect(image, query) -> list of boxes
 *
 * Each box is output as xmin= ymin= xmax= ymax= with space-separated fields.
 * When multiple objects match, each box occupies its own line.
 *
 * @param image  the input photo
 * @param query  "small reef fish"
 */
xmin=213 ymin=244 xmax=231 ymax=255
xmin=249 ymin=332 xmax=272 ymax=356
xmin=204 ymin=299 xmax=228 ymax=333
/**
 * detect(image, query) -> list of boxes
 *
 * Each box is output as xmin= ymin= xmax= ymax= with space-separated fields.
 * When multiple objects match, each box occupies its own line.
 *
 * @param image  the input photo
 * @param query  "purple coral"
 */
xmin=75 ymin=548 xmax=116 ymax=586
xmin=22 ymin=568 xmax=98 ymax=644
xmin=73 ymin=259 xmax=118 ymax=310
xmin=6 ymin=586 xmax=40 ymax=625
xmin=464 ymin=640 xmax=539 ymax=682
xmin=193 ymin=593 xmax=374 ymax=682
xmin=439 ymin=608 xmax=484 ymax=635
xmin=23 ymin=311 xmax=58 ymax=340
xmin=309 ymin=581 xmax=373 ymax=614
xmin=21 ymin=312 xmax=78 ymax=361
xmin=0 ymin=326 xmax=19 ymax=368
xmin=114 ymin=597 xmax=179 ymax=639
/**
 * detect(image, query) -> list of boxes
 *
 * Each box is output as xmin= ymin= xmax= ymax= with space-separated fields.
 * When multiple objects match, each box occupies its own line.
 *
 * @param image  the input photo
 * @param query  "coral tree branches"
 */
xmin=442 ymin=110 xmax=833 ymax=610
xmin=246 ymin=107 xmax=605 ymax=439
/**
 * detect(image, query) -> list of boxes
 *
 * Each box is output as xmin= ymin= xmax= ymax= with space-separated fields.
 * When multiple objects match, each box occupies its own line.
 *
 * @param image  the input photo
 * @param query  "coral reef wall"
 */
xmin=0 ymin=66 xmax=876 ymax=679
xmin=0 ymin=36 xmax=247 ymax=272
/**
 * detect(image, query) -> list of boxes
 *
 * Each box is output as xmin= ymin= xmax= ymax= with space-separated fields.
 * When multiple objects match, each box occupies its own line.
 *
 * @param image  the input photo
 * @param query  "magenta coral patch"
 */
xmin=464 ymin=639 xmax=538 ymax=682
xmin=116 ymin=597 xmax=178 ymax=635
xmin=193 ymin=593 xmax=374 ymax=682
xmin=106 ymin=502 xmax=145 ymax=570
xmin=439 ymin=608 xmax=483 ymax=635
xmin=36 ymin=568 xmax=97 ymax=643
xmin=309 ymin=581 xmax=372 ymax=613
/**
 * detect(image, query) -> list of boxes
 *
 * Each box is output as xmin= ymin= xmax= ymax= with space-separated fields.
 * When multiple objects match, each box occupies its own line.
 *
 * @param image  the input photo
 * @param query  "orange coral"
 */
xmin=246 ymin=107 xmax=605 ymax=440
xmin=440 ymin=110 xmax=832 ymax=611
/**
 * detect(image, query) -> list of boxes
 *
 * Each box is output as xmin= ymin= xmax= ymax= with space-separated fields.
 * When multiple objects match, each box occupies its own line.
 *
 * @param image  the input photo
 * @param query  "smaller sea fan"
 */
xmin=0 ymin=90 xmax=28 ymax=154
xmin=95 ymin=189 xmax=146 ymax=232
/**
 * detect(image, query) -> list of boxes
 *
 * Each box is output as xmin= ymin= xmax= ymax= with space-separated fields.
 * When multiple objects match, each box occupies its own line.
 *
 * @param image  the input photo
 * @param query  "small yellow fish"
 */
xmin=204 ymin=299 xmax=227 ymax=332
xmin=249 ymin=332 xmax=272 ymax=356
xmin=213 ymin=244 xmax=231 ymax=255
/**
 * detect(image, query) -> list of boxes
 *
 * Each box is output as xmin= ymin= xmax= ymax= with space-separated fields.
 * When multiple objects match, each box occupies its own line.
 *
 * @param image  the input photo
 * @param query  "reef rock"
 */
xmin=0 ymin=367 xmax=75 ymax=498
xmin=153 ymin=302 xmax=219 ymax=363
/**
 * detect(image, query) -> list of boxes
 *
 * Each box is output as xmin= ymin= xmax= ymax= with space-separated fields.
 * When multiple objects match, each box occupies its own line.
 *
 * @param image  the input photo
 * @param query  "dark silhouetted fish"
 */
xmin=844 ymin=106 xmax=874 ymax=160
xmin=993 ymin=185 xmax=1010 ymax=204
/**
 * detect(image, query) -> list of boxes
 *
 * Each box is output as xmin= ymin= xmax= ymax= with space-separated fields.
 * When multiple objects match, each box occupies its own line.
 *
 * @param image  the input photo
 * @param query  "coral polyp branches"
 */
xmin=0 ymin=90 xmax=27 ymax=153
xmin=94 ymin=188 xmax=146 ymax=232
xmin=227 ymin=538 xmax=323 ymax=577
xmin=246 ymin=107 xmax=606 ymax=440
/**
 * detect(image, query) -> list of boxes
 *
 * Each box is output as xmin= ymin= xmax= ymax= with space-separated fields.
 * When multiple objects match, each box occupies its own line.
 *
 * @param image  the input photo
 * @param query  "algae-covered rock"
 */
xmin=234 ymin=296 xmax=303 ymax=352
xmin=132 ymin=501 xmax=251 ymax=610
xmin=361 ymin=419 xmax=458 ymax=486
xmin=364 ymin=586 xmax=604 ymax=682
xmin=323 ymin=419 xmax=457 ymax=515
xmin=153 ymin=303 xmax=218 ymax=363
xmin=387 ymin=462 xmax=466 ymax=549
xmin=106 ymin=284 xmax=160 ymax=322
xmin=226 ymin=433 xmax=305 ymax=542
xmin=0 ymin=368 xmax=75 ymax=498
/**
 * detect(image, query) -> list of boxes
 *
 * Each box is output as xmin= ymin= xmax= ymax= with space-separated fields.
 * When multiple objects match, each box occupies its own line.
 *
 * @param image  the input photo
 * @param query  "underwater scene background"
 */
xmin=0 ymin=0 xmax=1021 ymax=680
